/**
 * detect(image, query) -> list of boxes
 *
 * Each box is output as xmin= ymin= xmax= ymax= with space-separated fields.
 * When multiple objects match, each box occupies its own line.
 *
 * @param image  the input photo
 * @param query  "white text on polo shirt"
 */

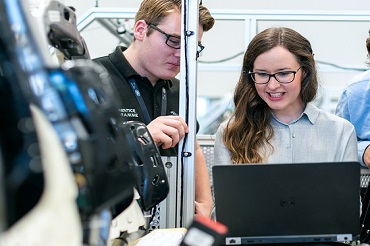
xmin=119 ymin=108 xmax=139 ymax=118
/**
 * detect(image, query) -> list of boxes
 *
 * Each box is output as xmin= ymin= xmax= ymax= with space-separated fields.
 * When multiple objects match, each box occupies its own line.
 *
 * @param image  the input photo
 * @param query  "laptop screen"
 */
xmin=212 ymin=162 xmax=361 ymax=245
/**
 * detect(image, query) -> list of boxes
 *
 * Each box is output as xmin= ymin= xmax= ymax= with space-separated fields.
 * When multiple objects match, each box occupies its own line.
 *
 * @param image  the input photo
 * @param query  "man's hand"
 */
xmin=146 ymin=115 xmax=188 ymax=149
xmin=195 ymin=201 xmax=213 ymax=218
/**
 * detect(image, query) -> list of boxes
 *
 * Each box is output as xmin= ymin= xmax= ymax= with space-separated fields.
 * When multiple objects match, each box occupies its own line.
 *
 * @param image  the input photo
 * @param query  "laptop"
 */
xmin=212 ymin=162 xmax=361 ymax=245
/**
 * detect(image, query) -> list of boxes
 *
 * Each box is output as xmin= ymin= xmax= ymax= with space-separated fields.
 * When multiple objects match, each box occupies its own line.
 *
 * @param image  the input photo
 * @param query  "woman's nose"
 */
xmin=267 ymin=76 xmax=281 ymax=89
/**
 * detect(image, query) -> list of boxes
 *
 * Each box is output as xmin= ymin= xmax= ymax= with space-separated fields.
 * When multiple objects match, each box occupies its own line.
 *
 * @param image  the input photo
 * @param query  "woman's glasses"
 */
xmin=248 ymin=67 xmax=302 ymax=84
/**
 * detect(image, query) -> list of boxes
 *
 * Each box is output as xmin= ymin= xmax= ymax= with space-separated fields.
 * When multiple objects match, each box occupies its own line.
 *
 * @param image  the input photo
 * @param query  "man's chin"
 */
xmin=163 ymin=69 xmax=180 ymax=78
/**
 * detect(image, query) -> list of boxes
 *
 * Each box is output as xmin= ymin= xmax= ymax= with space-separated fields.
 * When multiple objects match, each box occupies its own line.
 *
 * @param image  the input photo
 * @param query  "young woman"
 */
xmin=214 ymin=27 xmax=357 ymax=165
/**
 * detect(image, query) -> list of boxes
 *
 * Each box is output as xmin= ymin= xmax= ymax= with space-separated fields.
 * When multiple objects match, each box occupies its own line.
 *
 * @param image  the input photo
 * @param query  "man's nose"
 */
xmin=174 ymin=48 xmax=181 ymax=57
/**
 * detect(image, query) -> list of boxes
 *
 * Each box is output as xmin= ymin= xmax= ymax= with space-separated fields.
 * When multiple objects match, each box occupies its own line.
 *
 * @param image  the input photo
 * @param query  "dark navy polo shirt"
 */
xmin=94 ymin=46 xmax=179 ymax=156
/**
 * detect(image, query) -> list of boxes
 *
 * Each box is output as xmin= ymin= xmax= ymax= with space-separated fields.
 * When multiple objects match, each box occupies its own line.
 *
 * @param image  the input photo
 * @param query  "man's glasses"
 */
xmin=197 ymin=43 xmax=205 ymax=59
xmin=146 ymin=22 xmax=205 ymax=59
xmin=248 ymin=67 xmax=302 ymax=84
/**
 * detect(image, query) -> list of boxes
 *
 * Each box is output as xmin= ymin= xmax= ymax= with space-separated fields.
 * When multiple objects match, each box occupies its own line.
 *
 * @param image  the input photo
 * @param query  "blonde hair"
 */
xmin=135 ymin=0 xmax=214 ymax=32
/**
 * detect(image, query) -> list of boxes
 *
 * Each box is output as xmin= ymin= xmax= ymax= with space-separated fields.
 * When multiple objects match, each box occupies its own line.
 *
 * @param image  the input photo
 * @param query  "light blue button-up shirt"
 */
xmin=336 ymin=70 xmax=370 ymax=167
xmin=214 ymin=103 xmax=358 ymax=165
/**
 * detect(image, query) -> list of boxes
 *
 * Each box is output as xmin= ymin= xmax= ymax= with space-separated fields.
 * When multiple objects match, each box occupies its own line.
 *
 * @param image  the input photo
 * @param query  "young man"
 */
xmin=336 ymin=30 xmax=370 ymax=168
xmin=94 ymin=0 xmax=215 ymax=217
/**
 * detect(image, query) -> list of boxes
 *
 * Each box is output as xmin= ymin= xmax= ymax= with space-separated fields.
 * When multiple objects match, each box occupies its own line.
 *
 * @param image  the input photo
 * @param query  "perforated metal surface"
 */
xmin=200 ymin=145 xmax=215 ymax=186
xmin=149 ymin=206 xmax=160 ymax=230
xmin=361 ymin=173 xmax=370 ymax=188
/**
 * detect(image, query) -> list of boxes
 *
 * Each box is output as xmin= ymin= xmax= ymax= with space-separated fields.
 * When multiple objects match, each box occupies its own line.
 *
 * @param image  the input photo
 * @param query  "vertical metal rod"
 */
xmin=178 ymin=0 xmax=199 ymax=228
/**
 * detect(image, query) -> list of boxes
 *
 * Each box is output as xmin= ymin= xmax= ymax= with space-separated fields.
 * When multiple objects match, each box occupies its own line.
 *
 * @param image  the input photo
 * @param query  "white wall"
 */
xmin=64 ymin=0 xmax=370 ymax=114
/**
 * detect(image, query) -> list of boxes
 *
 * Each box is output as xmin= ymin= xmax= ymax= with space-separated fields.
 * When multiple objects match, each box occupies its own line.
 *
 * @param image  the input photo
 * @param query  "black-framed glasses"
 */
xmin=147 ymin=22 xmax=205 ymax=59
xmin=248 ymin=67 xmax=302 ymax=84
xmin=197 ymin=43 xmax=205 ymax=59
xmin=147 ymin=22 xmax=181 ymax=49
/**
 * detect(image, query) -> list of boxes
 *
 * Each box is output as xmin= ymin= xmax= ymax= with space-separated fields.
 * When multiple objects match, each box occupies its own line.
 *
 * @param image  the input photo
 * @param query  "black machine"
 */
xmin=0 ymin=0 xmax=169 ymax=245
xmin=43 ymin=0 xmax=169 ymax=214
xmin=44 ymin=0 xmax=90 ymax=60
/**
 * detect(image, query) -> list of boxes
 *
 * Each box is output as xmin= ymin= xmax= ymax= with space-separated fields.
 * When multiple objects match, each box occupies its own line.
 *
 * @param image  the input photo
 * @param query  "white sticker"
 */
xmin=183 ymin=227 xmax=215 ymax=246
xmin=48 ymin=10 xmax=61 ymax=23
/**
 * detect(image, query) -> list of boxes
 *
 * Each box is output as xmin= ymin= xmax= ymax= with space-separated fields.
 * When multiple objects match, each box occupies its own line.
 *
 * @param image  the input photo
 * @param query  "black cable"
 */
xmin=198 ymin=51 xmax=368 ymax=72
xmin=198 ymin=51 xmax=244 ymax=63
xmin=316 ymin=60 xmax=367 ymax=72
xmin=179 ymin=0 xmax=190 ymax=228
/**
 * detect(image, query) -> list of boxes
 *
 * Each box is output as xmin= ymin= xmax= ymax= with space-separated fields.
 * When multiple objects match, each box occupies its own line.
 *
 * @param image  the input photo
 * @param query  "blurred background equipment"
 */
xmin=0 ymin=0 xmax=169 ymax=245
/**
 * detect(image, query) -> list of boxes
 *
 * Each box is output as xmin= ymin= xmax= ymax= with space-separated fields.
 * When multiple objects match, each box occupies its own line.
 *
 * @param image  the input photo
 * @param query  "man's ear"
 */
xmin=133 ymin=20 xmax=147 ymax=41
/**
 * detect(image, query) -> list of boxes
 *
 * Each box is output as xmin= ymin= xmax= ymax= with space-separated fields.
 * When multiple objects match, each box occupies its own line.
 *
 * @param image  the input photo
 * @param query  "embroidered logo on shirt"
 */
xmin=118 ymin=108 xmax=139 ymax=118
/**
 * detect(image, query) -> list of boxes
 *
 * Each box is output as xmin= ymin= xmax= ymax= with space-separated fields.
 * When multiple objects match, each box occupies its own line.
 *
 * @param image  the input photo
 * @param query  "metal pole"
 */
xmin=178 ymin=0 xmax=199 ymax=228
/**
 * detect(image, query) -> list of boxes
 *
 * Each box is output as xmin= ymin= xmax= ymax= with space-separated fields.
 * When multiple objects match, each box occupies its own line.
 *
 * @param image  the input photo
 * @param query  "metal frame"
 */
xmin=177 ymin=0 xmax=199 ymax=228
xmin=158 ymin=156 xmax=179 ymax=229
xmin=77 ymin=8 xmax=370 ymax=73
xmin=77 ymin=8 xmax=370 ymax=31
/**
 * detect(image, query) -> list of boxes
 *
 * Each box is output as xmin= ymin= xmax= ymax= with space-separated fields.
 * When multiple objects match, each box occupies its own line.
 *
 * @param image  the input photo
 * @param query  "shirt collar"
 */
xmin=302 ymin=103 xmax=320 ymax=124
xmin=109 ymin=46 xmax=173 ymax=88
xmin=271 ymin=103 xmax=319 ymax=125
